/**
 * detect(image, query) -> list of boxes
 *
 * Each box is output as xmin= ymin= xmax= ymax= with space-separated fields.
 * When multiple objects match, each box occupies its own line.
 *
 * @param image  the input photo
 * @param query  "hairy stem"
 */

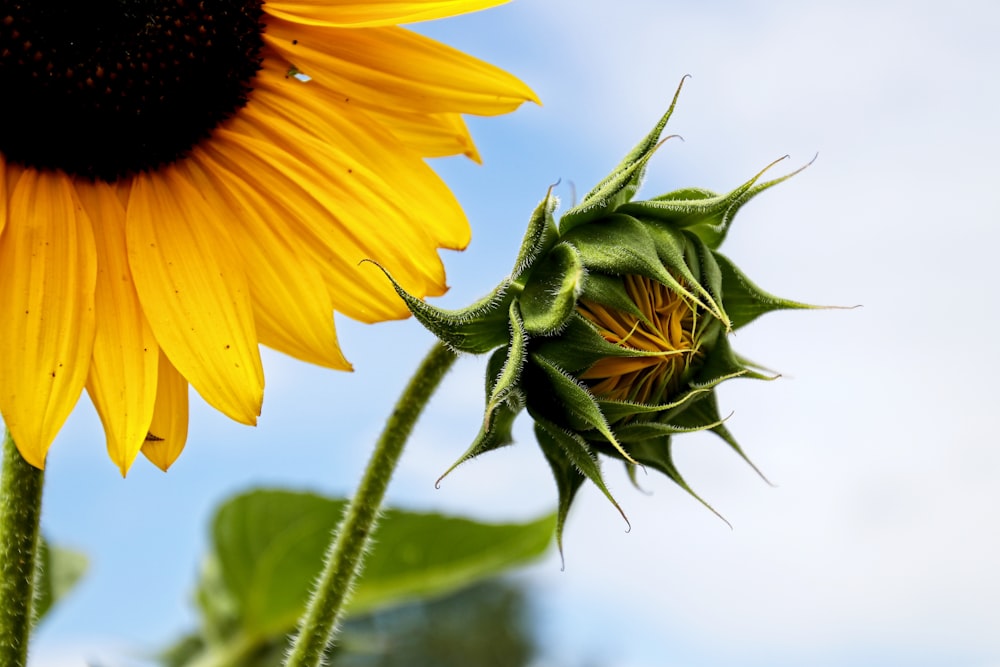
xmin=0 ymin=429 xmax=45 ymax=667
xmin=283 ymin=342 xmax=457 ymax=667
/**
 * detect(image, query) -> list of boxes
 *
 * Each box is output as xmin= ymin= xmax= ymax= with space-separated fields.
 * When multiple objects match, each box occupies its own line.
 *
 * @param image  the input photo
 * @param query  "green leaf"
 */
xmin=349 ymin=508 xmax=554 ymax=617
xmin=33 ymin=538 xmax=88 ymax=627
xmin=209 ymin=490 xmax=555 ymax=640
xmin=520 ymin=242 xmax=585 ymax=335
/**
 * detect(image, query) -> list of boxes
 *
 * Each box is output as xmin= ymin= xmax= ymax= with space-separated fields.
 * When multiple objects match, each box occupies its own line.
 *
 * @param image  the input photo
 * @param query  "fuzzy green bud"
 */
xmin=378 ymin=79 xmax=821 ymax=552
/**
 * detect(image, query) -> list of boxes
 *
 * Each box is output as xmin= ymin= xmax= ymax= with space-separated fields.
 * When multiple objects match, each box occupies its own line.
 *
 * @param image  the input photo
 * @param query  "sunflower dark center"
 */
xmin=0 ymin=0 xmax=264 ymax=181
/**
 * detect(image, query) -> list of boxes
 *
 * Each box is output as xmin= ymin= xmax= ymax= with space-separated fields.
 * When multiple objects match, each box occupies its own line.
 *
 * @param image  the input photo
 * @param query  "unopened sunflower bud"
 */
xmin=380 ymin=78 xmax=822 ymax=551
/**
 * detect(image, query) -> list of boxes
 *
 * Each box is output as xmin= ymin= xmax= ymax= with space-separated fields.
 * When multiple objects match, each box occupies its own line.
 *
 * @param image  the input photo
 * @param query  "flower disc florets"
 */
xmin=578 ymin=273 xmax=708 ymax=406
xmin=382 ymin=79 xmax=818 ymax=549
xmin=0 ymin=0 xmax=265 ymax=180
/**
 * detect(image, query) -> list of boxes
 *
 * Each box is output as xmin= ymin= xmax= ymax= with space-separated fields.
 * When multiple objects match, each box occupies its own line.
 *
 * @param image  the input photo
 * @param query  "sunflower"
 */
xmin=0 ymin=0 xmax=537 ymax=474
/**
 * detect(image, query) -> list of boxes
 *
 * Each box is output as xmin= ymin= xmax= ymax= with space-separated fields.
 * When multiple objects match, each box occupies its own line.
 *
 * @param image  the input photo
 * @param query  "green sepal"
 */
xmin=530 ymin=352 xmax=635 ymax=464
xmin=535 ymin=422 xmax=587 ymax=562
xmin=735 ymin=352 xmax=781 ymax=379
xmin=485 ymin=302 xmax=528 ymax=422
xmin=643 ymin=220 xmax=729 ymax=327
xmin=714 ymin=251 xmax=821 ymax=330
xmin=612 ymin=414 xmax=726 ymax=444
xmin=596 ymin=385 xmax=710 ymax=422
xmin=520 ymin=242 xmax=585 ymax=335
xmin=437 ymin=305 xmax=529 ymax=485
xmin=531 ymin=314 xmax=666 ymax=375
xmin=373 ymin=262 xmax=514 ymax=354
xmin=535 ymin=418 xmax=629 ymax=548
xmin=715 ymin=334 xmax=775 ymax=382
xmin=562 ymin=213 xmax=713 ymax=317
xmin=476 ymin=347 xmax=525 ymax=452
xmin=511 ymin=188 xmax=560 ymax=281
xmin=687 ymin=232 xmax=725 ymax=309
xmin=620 ymin=156 xmax=812 ymax=250
xmin=668 ymin=390 xmax=771 ymax=484
xmin=651 ymin=336 xmax=751 ymax=426
xmin=618 ymin=436 xmax=730 ymax=526
xmin=578 ymin=273 xmax=651 ymax=327
xmin=687 ymin=333 xmax=756 ymax=389
xmin=559 ymin=77 xmax=689 ymax=233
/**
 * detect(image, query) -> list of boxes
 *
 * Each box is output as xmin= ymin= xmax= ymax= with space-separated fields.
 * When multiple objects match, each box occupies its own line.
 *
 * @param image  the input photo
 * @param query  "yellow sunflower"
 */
xmin=0 ymin=0 xmax=536 ymax=474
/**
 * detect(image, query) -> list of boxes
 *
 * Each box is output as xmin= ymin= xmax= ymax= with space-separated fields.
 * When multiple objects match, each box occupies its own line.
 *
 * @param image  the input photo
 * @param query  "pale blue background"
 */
xmin=28 ymin=1 xmax=1000 ymax=665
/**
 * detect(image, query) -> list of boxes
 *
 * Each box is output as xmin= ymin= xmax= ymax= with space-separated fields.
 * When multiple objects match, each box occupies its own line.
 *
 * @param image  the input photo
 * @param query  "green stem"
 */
xmin=0 ymin=429 xmax=45 ymax=667
xmin=283 ymin=341 xmax=457 ymax=667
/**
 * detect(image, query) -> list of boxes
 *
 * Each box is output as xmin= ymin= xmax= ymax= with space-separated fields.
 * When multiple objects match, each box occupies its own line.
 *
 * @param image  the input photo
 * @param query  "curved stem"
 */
xmin=283 ymin=341 xmax=457 ymax=667
xmin=0 ymin=429 xmax=45 ymax=667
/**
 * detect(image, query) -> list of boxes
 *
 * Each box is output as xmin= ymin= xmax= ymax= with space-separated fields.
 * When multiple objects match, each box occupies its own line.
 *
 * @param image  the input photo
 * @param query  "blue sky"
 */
xmin=29 ymin=1 xmax=1000 ymax=665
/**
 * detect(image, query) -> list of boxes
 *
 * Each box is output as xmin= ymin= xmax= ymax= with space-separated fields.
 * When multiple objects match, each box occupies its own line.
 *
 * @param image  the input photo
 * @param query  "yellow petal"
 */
xmin=263 ymin=0 xmax=509 ymax=28
xmin=126 ymin=163 xmax=264 ymax=426
xmin=142 ymin=351 xmax=189 ymax=471
xmin=203 ymin=83 xmax=466 ymax=322
xmin=0 ymin=171 xmax=97 ymax=468
xmin=252 ymin=61 xmax=470 ymax=250
xmin=78 ymin=180 xmax=159 ymax=477
xmin=189 ymin=148 xmax=352 ymax=370
xmin=199 ymin=130 xmax=398 ymax=323
xmin=367 ymin=109 xmax=482 ymax=161
xmin=263 ymin=21 xmax=539 ymax=116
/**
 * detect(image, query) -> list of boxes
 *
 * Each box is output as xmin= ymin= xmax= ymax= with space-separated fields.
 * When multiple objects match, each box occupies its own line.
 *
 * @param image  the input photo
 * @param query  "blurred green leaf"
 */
xmin=34 ymin=537 xmax=88 ymax=627
xmin=209 ymin=489 xmax=555 ymax=640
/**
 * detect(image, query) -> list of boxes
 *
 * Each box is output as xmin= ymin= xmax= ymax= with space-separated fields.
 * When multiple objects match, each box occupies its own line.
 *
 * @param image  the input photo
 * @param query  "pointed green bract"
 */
xmin=536 ymin=422 xmax=589 ymax=562
xmin=532 ymin=314 xmax=669 ymax=374
xmin=381 ymin=82 xmax=821 ymax=549
xmin=372 ymin=260 xmax=513 ymax=354
xmin=564 ymin=213 xmax=713 ymax=315
xmin=535 ymin=419 xmax=628 ymax=532
xmin=436 ymin=314 xmax=529 ymax=486
xmin=485 ymin=302 xmax=528 ymax=425
xmin=714 ymin=251 xmax=820 ymax=330
xmin=512 ymin=189 xmax=560 ymax=280
xmin=621 ymin=156 xmax=811 ymax=250
xmin=520 ymin=242 xmax=585 ymax=335
xmin=668 ymin=391 xmax=771 ymax=484
xmin=623 ymin=437 xmax=730 ymax=526
xmin=531 ymin=353 xmax=636 ymax=464
xmin=560 ymin=76 xmax=690 ymax=233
